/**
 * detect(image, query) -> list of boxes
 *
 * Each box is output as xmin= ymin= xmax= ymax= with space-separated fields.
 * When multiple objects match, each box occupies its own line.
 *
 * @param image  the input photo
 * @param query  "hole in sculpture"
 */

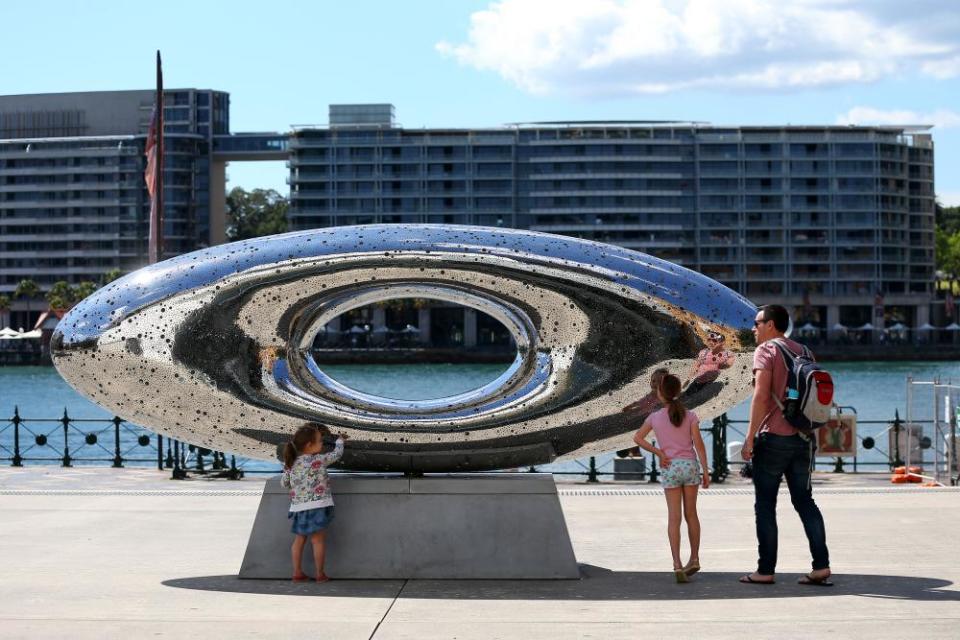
xmin=310 ymin=298 xmax=517 ymax=401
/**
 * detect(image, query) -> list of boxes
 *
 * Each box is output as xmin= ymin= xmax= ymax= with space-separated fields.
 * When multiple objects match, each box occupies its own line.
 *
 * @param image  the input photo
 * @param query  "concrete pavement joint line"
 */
xmin=0 ymin=489 xmax=263 ymax=496
xmin=560 ymin=487 xmax=960 ymax=496
xmin=369 ymin=579 xmax=407 ymax=640
xmin=1 ymin=487 xmax=957 ymax=497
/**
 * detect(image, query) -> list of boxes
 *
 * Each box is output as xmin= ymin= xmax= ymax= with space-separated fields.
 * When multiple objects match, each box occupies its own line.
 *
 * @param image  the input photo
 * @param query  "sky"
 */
xmin=1 ymin=0 xmax=958 ymax=204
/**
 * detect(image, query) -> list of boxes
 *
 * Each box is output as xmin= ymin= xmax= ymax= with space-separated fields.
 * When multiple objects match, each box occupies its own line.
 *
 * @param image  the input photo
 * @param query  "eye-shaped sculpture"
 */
xmin=52 ymin=225 xmax=757 ymax=472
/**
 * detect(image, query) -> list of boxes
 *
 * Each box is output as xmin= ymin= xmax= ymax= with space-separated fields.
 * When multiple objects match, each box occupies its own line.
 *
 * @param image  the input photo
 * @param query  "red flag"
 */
xmin=145 ymin=51 xmax=164 ymax=264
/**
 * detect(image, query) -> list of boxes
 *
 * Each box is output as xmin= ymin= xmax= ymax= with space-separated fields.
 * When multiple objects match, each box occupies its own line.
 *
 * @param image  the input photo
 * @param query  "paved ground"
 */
xmin=1 ymin=468 xmax=958 ymax=639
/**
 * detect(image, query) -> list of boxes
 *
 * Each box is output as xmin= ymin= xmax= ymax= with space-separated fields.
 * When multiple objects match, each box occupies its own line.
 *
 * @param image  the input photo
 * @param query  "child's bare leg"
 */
xmin=664 ymin=488 xmax=684 ymax=569
xmin=682 ymin=484 xmax=701 ymax=564
xmin=291 ymin=534 xmax=308 ymax=579
xmin=310 ymin=530 xmax=328 ymax=581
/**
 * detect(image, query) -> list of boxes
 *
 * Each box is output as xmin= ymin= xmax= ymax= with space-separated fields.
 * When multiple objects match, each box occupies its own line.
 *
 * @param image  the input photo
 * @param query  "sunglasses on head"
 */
xmin=753 ymin=318 xmax=769 ymax=327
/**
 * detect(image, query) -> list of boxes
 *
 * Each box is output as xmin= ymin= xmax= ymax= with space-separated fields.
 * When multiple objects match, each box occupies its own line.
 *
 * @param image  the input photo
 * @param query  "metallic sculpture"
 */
xmin=52 ymin=225 xmax=757 ymax=471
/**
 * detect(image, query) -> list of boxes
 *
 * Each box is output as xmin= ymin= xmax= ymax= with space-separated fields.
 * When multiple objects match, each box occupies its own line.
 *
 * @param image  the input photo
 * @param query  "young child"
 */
xmin=632 ymin=373 xmax=710 ymax=583
xmin=281 ymin=423 xmax=346 ymax=583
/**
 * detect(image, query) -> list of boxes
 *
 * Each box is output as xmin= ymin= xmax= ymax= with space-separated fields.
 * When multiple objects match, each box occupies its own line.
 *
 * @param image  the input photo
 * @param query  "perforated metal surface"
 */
xmin=52 ymin=225 xmax=756 ymax=472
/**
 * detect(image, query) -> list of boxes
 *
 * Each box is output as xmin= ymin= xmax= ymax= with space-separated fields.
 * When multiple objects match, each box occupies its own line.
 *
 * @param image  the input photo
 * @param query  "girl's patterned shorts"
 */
xmin=661 ymin=459 xmax=701 ymax=488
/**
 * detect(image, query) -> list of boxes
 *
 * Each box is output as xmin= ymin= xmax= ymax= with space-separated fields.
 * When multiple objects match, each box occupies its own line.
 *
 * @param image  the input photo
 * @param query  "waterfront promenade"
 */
xmin=1 ymin=468 xmax=958 ymax=639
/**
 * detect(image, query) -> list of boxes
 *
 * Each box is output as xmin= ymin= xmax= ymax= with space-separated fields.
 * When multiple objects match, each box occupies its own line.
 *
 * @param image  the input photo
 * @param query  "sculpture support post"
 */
xmin=239 ymin=474 xmax=580 ymax=580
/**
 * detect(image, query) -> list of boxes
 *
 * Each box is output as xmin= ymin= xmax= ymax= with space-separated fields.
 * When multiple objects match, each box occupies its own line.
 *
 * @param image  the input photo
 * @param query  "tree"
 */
xmin=937 ymin=228 xmax=960 ymax=293
xmin=936 ymin=203 xmax=960 ymax=235
xmin=225 ymin=187 xmax=289 ymax=241
xmin=74 ymin=281 xmax=98 ymax=302
xmin=13 ymin=279 xmax=39 ymax=328
xmin=102 ymin=268 xmax=123 ymax=285
xmin=936 ymin=203 xmax=960 ymax=294
xmin=0 ymin=294 xmax=10 ymax=328
xmin=46 ymin=281 xmax=76 ymax=311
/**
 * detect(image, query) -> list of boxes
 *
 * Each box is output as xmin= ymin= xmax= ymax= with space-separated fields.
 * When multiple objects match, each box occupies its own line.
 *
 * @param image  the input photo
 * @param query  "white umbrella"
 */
xmin=831 ymin=323 xmax=847 ymax=332
xmin=402 ymin=324 xmax=421 ymax=334
xmin=799 ymin=322 xmax=817 ymax=331
xmin=18 ymin=329 xmax=41 ymax=339
xmin=0 ymin=327 xmax=20 ymax=339
xmin=348 ymin=325 xmax=368 ymax=334
xmin=944 ymin=323 xmax=960 ymax=331
xmin=888 ymin=322 xmax=907 ymax=331
xmin=857 ymin=322 xmax=874 ymax=331
xmin=372 ymin=326 xmax=390 ymax=333
xmin=917 ymin=323 xmax=936 ymax=331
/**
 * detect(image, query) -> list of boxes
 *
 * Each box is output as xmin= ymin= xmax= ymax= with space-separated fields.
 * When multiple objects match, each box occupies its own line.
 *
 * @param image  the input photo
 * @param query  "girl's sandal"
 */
xmin=315 ymin=574 xmax=331 ymax=583
xmin=683 ymin=560 xmax=701 ymax=577
xmin=674 ymin=568 xmax=690 ymax=584
xmin=291 ymin=574 xmax=310 ymax=583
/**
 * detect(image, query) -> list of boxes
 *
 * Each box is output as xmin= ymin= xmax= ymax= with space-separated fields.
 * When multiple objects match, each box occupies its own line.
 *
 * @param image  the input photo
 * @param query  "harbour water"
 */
xmin=2 ymin=360 xmax=959 ymax=474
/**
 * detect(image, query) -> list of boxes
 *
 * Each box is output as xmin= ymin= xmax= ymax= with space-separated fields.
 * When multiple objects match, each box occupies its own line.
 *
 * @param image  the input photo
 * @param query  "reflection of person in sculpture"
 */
xmin=281 ymin=423 xmax=347 ymax=583
xmin=631 ymin=374 xmax=710 ymax=583
xmin=622 ymin=367 xmax=670 ymax=416
xmin=257 ymin=346 xmax=281 ymax=375
xmin=685 ymin=332 xmax=735 ymax=392
xmin=618 ymin=368 xmax=669 ymax=457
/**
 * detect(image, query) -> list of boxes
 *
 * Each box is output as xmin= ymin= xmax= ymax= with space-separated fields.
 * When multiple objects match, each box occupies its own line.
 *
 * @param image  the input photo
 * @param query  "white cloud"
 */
xmin=938 ymin=190 xmax=960 ymax=207
xmin=922 ymin=55 xmax=960 ymax=80
xmin=836 ymin=106 xmax=960 ymax=129
xmin=437 ymin=0 xmax=960 ymax=96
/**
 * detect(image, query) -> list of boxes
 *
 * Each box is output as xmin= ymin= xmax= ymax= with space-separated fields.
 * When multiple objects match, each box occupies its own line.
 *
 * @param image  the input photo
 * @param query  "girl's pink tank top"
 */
xmin=649 ymin=407 xmax=698 ymax=460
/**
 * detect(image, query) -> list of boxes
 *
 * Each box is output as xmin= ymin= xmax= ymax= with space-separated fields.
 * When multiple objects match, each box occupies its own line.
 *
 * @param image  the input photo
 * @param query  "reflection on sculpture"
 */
xmin=684 ymin=332 xmax=736 ymax=395
xmin=51 ymin=225 xmax=757 ymax=472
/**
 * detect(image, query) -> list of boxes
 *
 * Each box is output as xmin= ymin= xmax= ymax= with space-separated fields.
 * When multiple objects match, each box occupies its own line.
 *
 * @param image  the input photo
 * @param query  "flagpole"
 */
xmin=154 ymin=50 xmax=164 ymax=264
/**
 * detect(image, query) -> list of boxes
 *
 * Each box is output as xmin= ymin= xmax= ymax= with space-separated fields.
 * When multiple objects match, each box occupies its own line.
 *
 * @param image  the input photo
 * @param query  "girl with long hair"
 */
xmin=633 ymin=373 xmax=710 ymax=582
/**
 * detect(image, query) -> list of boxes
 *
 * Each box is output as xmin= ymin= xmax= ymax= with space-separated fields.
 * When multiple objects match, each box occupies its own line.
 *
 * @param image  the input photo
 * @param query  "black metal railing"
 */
xmin=1 ymin=406 xmax=947 ymax=484
xmin=0 ymin=406 xmax=243 ymax=480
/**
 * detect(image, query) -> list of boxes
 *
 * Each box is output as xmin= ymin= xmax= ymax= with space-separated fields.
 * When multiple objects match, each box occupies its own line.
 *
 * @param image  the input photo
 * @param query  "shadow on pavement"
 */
xmin=163 ymin=564 xmax=960 ymax=601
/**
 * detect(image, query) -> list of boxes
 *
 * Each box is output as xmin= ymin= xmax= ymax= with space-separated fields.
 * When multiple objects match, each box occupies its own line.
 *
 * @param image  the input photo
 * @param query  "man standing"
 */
xmin=740 ymin=304 xmax=832 ymax=586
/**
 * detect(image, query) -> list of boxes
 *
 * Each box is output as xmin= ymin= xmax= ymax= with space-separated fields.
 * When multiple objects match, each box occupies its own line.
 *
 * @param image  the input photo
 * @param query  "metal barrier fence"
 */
xmin=1 ymin=407 xmax=953 ymax=485
xmin=0 ymin=407 xmax=243 ymax=480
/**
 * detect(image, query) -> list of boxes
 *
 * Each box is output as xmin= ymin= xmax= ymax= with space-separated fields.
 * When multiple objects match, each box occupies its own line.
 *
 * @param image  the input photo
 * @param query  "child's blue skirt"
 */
xmin=288 ymin=506 xmax=335 ymax=535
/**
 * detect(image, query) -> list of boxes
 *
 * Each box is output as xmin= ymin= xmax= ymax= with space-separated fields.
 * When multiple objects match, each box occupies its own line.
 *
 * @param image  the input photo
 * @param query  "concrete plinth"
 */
xmin=239 ymin=473 xmax=580 ymax=580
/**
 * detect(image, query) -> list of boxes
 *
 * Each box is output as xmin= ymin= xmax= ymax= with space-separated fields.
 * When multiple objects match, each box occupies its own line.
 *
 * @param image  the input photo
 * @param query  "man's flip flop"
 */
xmin=798 ymin=574 xmax=833 ymax=587
xmin=739 ymin=574 xmax=775 ymax=584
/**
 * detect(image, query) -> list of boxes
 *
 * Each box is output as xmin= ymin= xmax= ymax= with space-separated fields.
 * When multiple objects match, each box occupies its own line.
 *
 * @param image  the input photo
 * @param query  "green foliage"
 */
xmin=46 ymin=281 xmax=76 ymax=310
xmin=0 ymin=295 xmax=10 ymax=311
xmin=936 ymin=203 xmax=960 ymax=235
xmin=936 ymin=204 xmax=960 ymax=291
xmin=226 ymin=187 xmax=289 ymax=241
xmin=74 ymin=281 xmax=99 ymax=302
xmin=937 ymin=229 xmax=960 ymax=274
xmin=102 ymin=268 xmax=123 ymax=285
xmin=13 ymin=279 xmax=39 ymax=301
xmin=43 ymin=280 xmax=99 ymax=309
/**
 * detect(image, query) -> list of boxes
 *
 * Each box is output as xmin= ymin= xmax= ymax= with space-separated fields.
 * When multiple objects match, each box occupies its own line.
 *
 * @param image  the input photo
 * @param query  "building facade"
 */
xmin=0 ymin=90 xmax=286 ymax=328
xmin=0 ymin=95 xmax=939 ymax=336
xmin=289 ymin=105 xmax=936 ymax=330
